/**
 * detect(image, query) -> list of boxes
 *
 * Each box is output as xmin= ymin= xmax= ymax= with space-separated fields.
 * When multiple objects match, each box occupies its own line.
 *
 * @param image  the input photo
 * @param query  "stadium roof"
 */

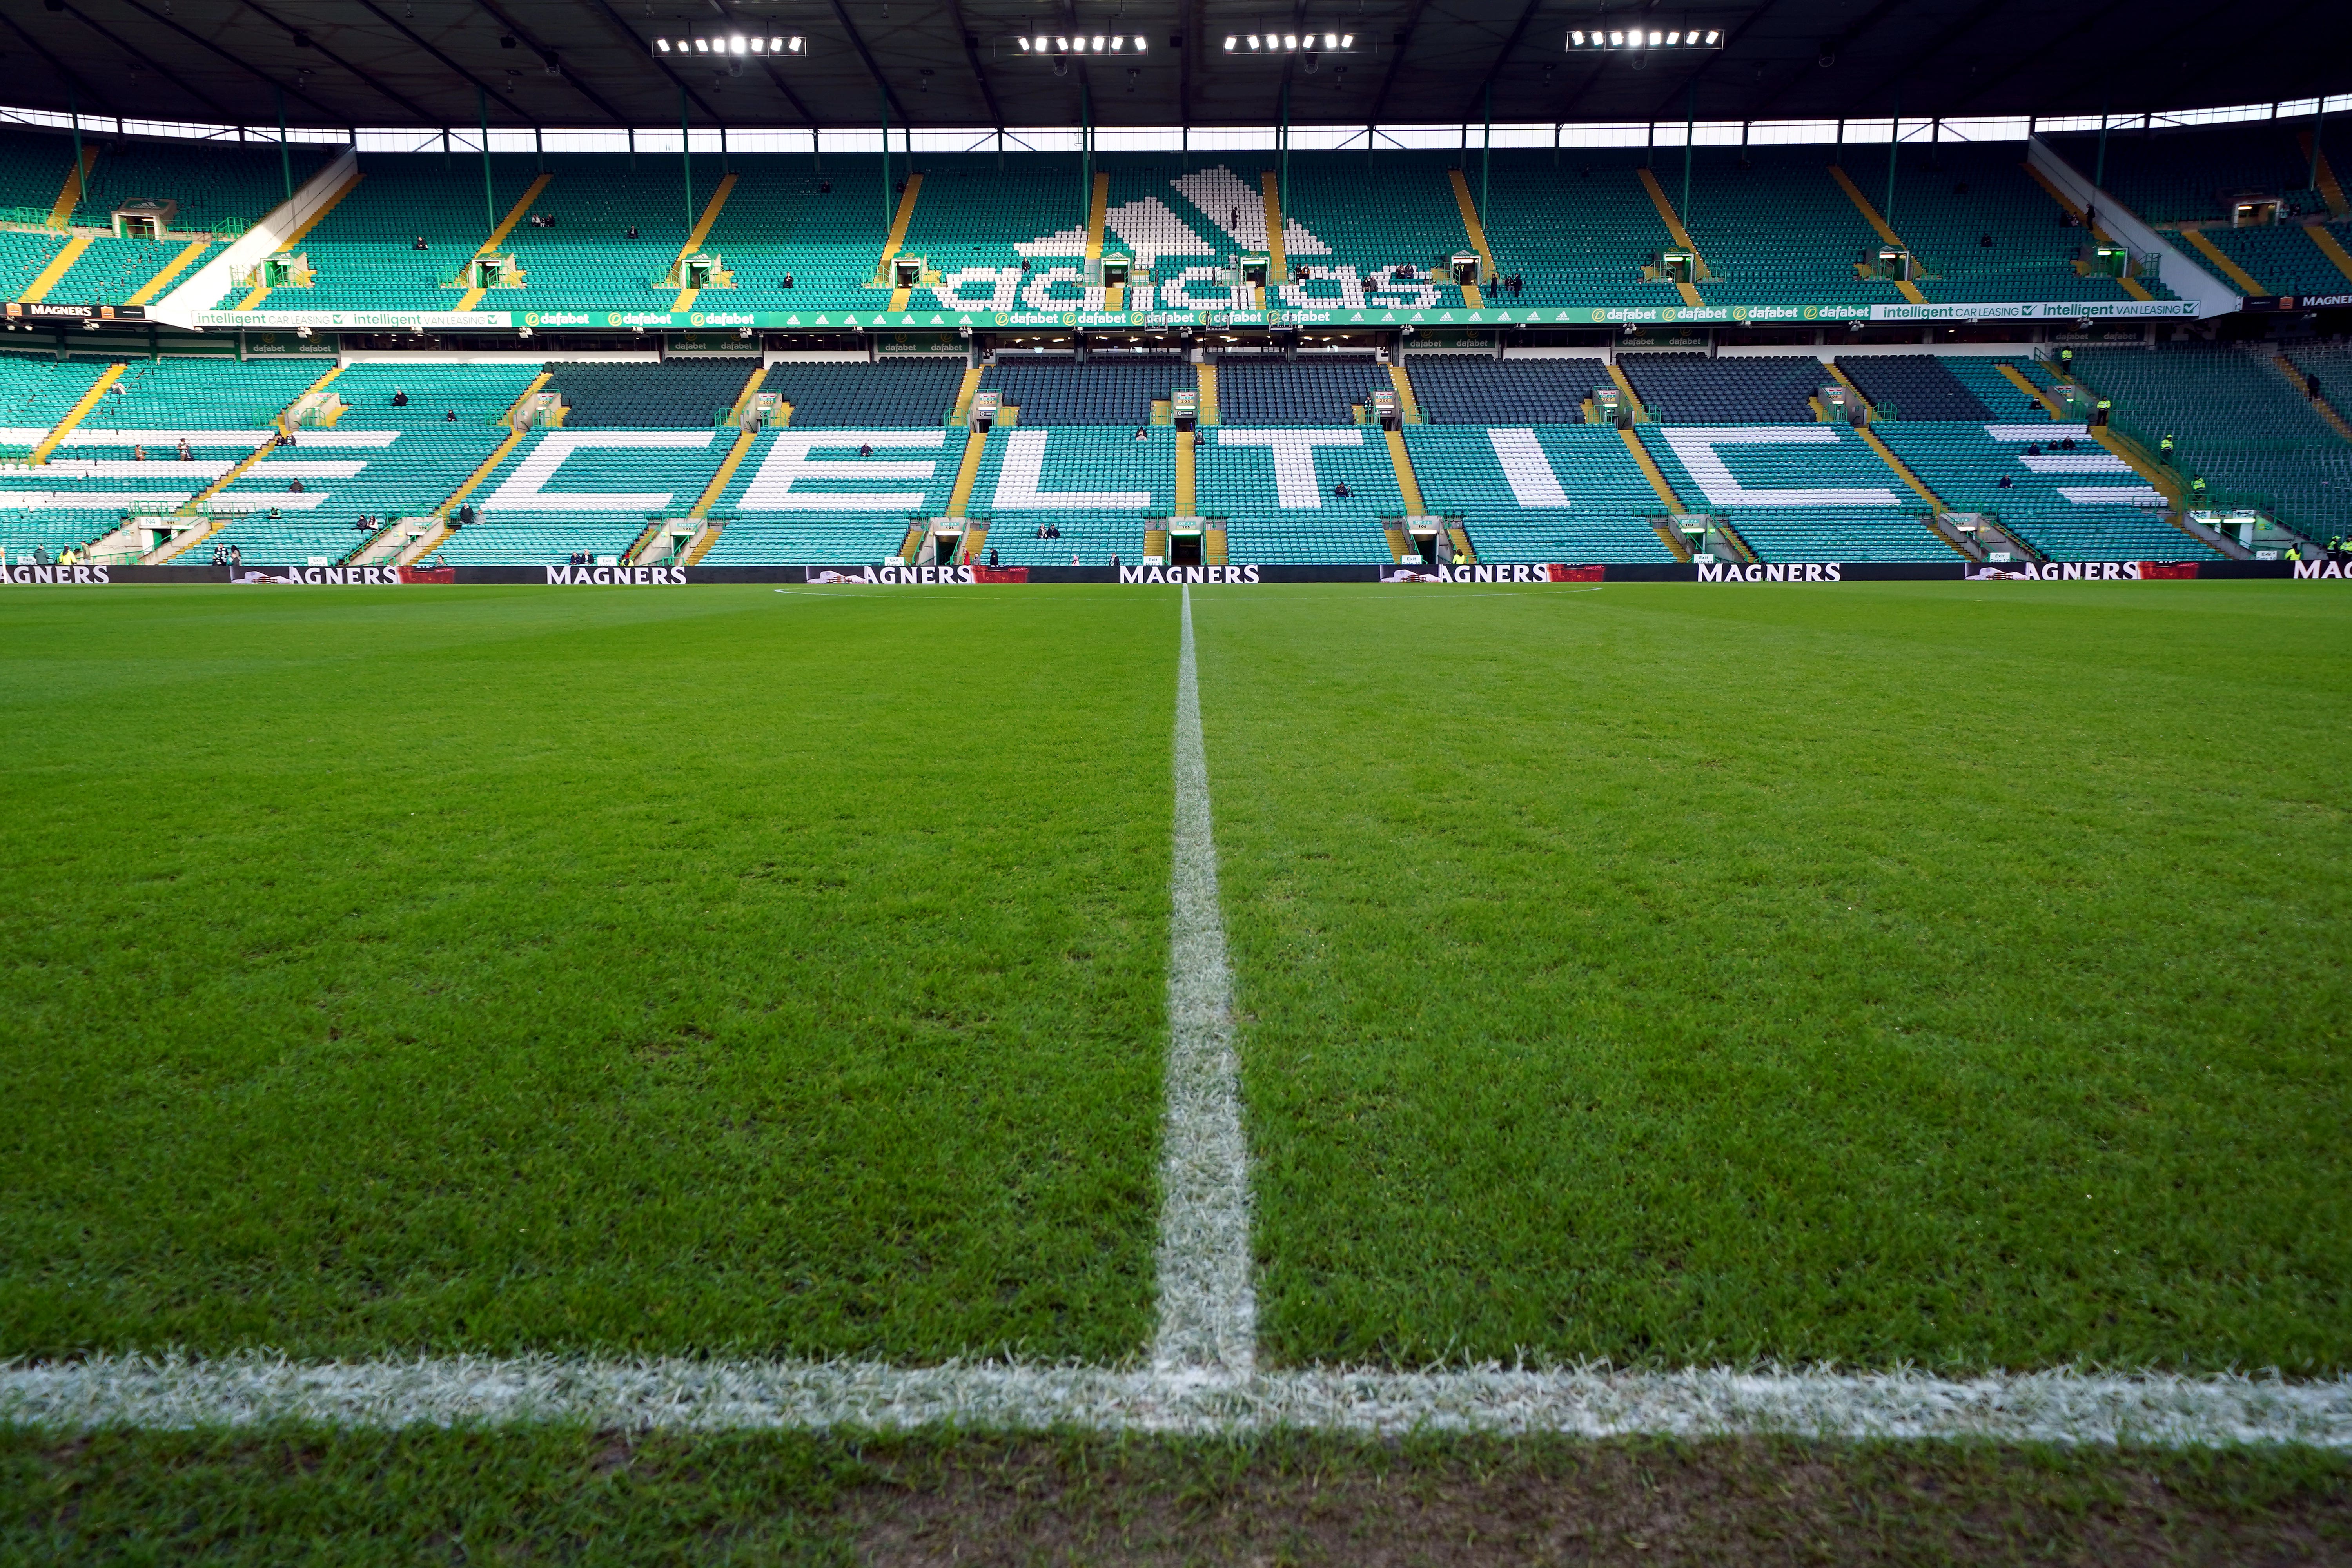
xmin=3 ymin=0 xmax=2347 ymax=136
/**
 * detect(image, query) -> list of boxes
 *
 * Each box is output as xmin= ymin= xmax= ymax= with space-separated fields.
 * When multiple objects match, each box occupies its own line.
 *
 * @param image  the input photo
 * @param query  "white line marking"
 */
xmin=4 ymin=1357 xmax=2347 ymax=1445
xmin=1152 ymin=584 xmax=1256 ymax=1379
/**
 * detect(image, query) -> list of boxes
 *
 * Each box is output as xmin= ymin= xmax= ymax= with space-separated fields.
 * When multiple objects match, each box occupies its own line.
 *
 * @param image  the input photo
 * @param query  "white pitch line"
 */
xmin=4 ymin=1356 xmax=2349 ymax=1445
xmin=1152 ymin=584 xmax=1257 ymax=1379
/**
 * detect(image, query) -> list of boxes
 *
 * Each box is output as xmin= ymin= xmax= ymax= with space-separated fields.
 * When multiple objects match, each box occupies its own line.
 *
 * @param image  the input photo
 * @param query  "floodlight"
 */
xmin=1324 ymin=32 xmax=1337 ymax=47
xmin=655 ymin=37 xmax=670 ymax=51
xmin=1610 ymin=30 xmax=1624 ymax=44
xmin=1248 ymin=34 xmax=1261 ymax=47
xmin=1225 ymin=34 xmax=1238 ymax=48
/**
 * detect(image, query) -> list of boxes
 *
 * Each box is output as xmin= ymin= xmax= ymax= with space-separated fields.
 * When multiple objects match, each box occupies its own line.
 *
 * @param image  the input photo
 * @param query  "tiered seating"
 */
xmin=695 ymin=156 xmax=885 ymax=315
xmin=1214 ymin=356 xmax=1386 ymax=425
xmin=74 ymin=134 xmax=327 ymax=232
xmin=1638 ymin=421 xmax=1945 ymax=561
xmin=1834 ymin=356 xmax=1996 ymax=422
xmin=72 ymin=356 xmax=317 ymax=434
xmin=544 ymin=359 xmax=751 ymax=426
xmin=1198 ymin=425 xmax=1399 ymax=562
xmin=44 ymin=237 xmax=218 ymax=305
xmin=1939 ymin=355 xmax=2065 ymax=419
xmin=1618 ymin=355 xmax=1818 ymax=422
xmin=440 ymin=425 xmax=728 ymax=563
xmin=900 ymin=156 xmax=1080 ymax=296
xmin=249 ymin=154 xmax=541 ymax=312
xmin=1680 ymin=150 xmax=1891 ymax=306
xmin=0 ymin=426 xmax=252 ymax=559
xmin=1279 ymin=151 xmax=1468 ymax=307
xmin=1876 ymin=419 xmax=2213 ymax=561
xmin=1480 ymin=149 xmax=1680 ymax=307
xmin=975 ymin=426 xmax=1175 ymax=564
xmin=0 ymin=356 xmax=111 ymax=448
xmin=1891 ymin=144 xmax=2167 ymax=303
xmin=2073 ymin=343 xmax=2352 ymax=543
xmin=699 ymin=425 xmax=960 ymax=564
xmin=0 ymin=130 xmax=71 ymax=213
xmin=2046 ymin=124 xmax=2327 ymax=226
xmin=2283 ymin=343 xmax=2352 ymax=431
xmin=1404 ymin=425 xmax=1676 ymax=562
xmin=763 ymin=359 xmax=963 ymax=427
xmin=982 ymin=357 xmax=1187 ymax=425
xmin=503 ymin=154 xmax=702 ymax=304
xmin=2197 ymin=220 xmax=2352 ymax=298
xmin=0 ymin=231 xmax=71 ymax=301
xmin=1404 ymin=356 xmax=1615 ymax=424
xmin=209 ymin=364 xmax=539 ymax=563
xmin=1096 ymin=156 xmax=1244 ymax=314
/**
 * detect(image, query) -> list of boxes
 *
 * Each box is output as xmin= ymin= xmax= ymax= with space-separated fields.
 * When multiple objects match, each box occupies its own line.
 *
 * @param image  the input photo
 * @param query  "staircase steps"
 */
xmin=20 ymin=236 xmax=92 ymax=303
xmin=124 ymin=238 xmax=213 ymax=306
xmin=2273 ymin=354 xmax=2352 ymax=443
xmin=2178 ymin=227 xmax=2264 ymax=296
xmin=692 ymin=428 xmax=760 ymax=517
xmin=234 ymin=171 xmax=364 ymax=310
xmin=949 ymin=364 xmax=985 ymax=425
xmin=2306 ymin=225 xmax=2352 ymax=287
xmin=1447 ymin=521 xmax=1476 ymax=564
xmin=945 ymin=427 xmax=988 ymax=516
xmin=1446 ymin=169 xmax=1495 ymax=308
xmin=2020 ymin=163 xmax=2156 ymax=299
xmin=1995 ymin=362 xmax=2067 ymax=418
xmin=1196 ymin=362 xmax=1219 ymax=425
xmin=1382 ymin=428 xmax=1426 ymax=515
xmin=1388 ymin=361 xmax=1423 ymax=423
xmin=1259 ymin=171 xmax=1287 ymax=281
xmin=2299 ymin=131 xmax=2350 ymax=218
xmin=48 ymin=146 xmax=97 ymax=229
xmin=680 ymin=522 xmax=724 ymax=566
xmin=669 ymin=171 xmax=739 ymax=311
xmin=1826 ymin=166 xmax=1929 ymax=304
xmin=879 ymin=173 xmax=924 ymax=309
xmin=455 ymin=171 xmax=552 ymax=309
xmin=1174 ymin=429 xmax=1196 ymax=515
xmin=1606 ymin=361 xmax=1650 ymax=421
xmin=1635 ymin=168 xmax=1708 ymax=307
xmin=1621 ymin=426 xmax=1683 ymax=512
xmin=28 ymin=364 xmax=128 ymax=464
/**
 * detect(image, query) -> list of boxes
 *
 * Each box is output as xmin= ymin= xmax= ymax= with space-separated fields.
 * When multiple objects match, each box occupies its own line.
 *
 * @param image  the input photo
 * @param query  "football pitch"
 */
xmin=4 ymin=579 xmax=2350 ymax=1554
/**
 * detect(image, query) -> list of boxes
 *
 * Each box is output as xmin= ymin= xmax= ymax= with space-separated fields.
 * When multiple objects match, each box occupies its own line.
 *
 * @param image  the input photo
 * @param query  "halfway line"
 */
xmin=1152 ymin=585 xmax=1257 ymax=1378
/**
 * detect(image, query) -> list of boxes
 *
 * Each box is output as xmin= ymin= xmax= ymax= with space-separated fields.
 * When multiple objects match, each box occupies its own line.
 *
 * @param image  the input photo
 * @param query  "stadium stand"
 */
xmin=1636 ymin=421 xmax=1947 ymax=561
xmin=2195 ymin=220 xmax=2352 ymax=298
xmin=2043 ymin=124 xmax=2327 ymax=227
xmin=1404 ymin=424 xmax=1678 ymax=562
xmin=1405 ymin=355 xmax=1616 ymax=425
xmin=692 ymin=156 xmax=889 ymax=314
xmin=899 ymin=156 xmax=1082 ymax=297
xmin=973 ymin=426 xmax=1177 ymax=563
xmin=2070 ymin=343 xmax=2352 ymax=545
xmin=1279 ymin=150 xmax=1470 ymax=307
xmin=208 ymin=363 xmax=540 ymax=564
xmin=1197 ymin=424 xmax=1401 ymax=562
xmin=1213 ymin=356 xmax=1388 ymax=426
xmin=1677 ymin=149 xmax=1893 ymax=307
xmin=1875 ymin=418 xmax=2214 ymax=562
xmin=761 ymin=359 xmax=965 ymax=427
xmin=1892 ymin=143 xmax=2173 ymax=304
xmin=0 ymin=357 xmax=111 ymax=446
xmin=699 ymin=425 xmax=962 ymax=564
xmin=1617 ymin=355 xmax=1820 ymax=423
xmin=441 ymin=425 xmax=726 ymax=564
xmin=1833 ymin=356 xmax=1997 ymax=423
xmin=1479 ymin=150 xmax=1683 ymax=308
xmin=499 ymin=154 xmax=702 ymax=305
xmin=250 ymin=154 xmax=541 ymax=312
xmin=74 ymin=132 xmax=328 ymax=233
xmin=542 ymin=359 xmax=752 ymax=427
xmin=982 ymin=357 xmax=1189 ymax=426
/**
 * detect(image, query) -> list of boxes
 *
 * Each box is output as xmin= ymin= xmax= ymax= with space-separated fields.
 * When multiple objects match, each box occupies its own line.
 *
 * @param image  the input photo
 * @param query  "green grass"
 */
xmin=0 ymin=586 xmax=1175 ymax=1362
xmin=1198 ymin=581 xmax=2352 ymax=1372
xmin=4 ymin=579 xmax=2349 ymax=1380
xmin=6 ymin=1426 xmax=2347 ymax=1564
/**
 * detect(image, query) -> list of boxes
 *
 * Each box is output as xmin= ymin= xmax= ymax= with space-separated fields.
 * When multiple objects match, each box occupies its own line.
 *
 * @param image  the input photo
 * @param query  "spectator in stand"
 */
xmin=988 ymin=546 xmax=1000 ymax=568
xmin=412 ymin=236 xmax=428 ymax=250
xmin=228 ymin=544 xmax=241 ymax=570
xmin=1333 ymin=481 xmax=1352 ymax=499
xmin=392 ymin=389 xmax=408 ymax=407
xmin=288 ymin=480 xmax=305 ymax=494
xmin=177 ymin=439 xmax=193 ymax=461
xmin=132 ymin=445 xmax=146 ymax=461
